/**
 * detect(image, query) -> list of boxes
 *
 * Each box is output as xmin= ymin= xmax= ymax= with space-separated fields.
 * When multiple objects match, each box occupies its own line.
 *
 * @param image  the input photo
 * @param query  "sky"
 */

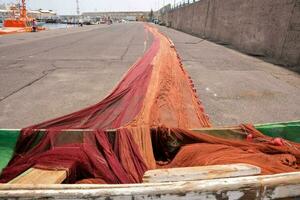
xmin=1 ymin=0 xmax=178 ymax=15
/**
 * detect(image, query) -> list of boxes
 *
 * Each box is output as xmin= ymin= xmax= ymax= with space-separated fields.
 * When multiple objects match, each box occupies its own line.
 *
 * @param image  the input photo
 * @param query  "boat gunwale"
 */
xmin=0 ymin=171 xmax=300 ymax=199
xmin=1 ymin=119 xmax=299 ymax=132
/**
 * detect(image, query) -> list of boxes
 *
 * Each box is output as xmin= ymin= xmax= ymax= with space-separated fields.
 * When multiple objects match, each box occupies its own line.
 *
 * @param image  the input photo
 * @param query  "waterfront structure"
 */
xmin=28 ymin=9 xmax=57 ymax=21
xmin=59 ymin=15 xmax=81 ymax=24
xmin=0 ymin=9 xmax=11 ymax=19
xmin=81 ymin=11 xmax=149 ymax=22
xmin=0 ymin=4 xmax=57 ymax=22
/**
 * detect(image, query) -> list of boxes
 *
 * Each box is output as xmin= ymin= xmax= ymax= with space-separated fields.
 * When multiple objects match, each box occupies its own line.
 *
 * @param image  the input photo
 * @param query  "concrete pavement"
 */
xmin=0 ymin=23 xmax=299 ymax=128
xmin=0 ymin=23 xmax=150 ymax=128
xmin=158 ymin=26 xmax=300 ymax=126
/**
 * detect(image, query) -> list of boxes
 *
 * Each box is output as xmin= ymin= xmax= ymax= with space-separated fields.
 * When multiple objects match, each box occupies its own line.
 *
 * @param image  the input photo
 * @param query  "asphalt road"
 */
xmin=0 ymin=23 xmax=299 ymax=128
xmin=0 ymin=23 xmax=150 ymax=128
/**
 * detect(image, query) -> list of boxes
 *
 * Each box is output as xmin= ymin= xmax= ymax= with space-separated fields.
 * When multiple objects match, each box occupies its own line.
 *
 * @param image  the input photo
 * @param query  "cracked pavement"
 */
xmin=0 ymin=23 xmax=150 ymax=128
xmin=0 ymin=23 xmax=299 ymax=128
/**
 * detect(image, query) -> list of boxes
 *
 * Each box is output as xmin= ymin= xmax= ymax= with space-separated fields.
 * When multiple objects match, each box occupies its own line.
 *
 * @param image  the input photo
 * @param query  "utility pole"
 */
xmin=76 ymin=0 xmax=80 ymax=25
xmin=76 ymin=0 xmax=80 ymax=15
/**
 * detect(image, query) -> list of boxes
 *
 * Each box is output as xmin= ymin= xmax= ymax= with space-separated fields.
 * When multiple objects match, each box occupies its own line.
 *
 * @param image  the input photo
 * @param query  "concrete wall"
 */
xmin=163 ymin=0 xmax=300 ymax=67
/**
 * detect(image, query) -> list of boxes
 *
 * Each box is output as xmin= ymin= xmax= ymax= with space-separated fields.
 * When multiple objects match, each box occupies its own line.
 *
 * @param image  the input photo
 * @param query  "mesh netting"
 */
xmin=153 ymin=125 xmax=300 ymax=174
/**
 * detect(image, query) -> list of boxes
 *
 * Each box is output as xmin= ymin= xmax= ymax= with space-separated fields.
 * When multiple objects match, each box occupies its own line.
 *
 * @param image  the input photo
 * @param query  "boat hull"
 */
xmin=0 ymin=120 xmax=299 ymax=199
xmin=4 ymin=19 xmax=28 ymax=27
xmin=1 ymin=120 xmax=299 ymax=173
xmin=1 ymin=172 xmax=300 ymax=199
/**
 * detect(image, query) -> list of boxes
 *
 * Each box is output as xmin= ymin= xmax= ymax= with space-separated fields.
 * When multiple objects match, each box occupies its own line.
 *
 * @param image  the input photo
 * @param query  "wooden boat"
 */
xmin=0 ymin=120 xmax=299 ymax=199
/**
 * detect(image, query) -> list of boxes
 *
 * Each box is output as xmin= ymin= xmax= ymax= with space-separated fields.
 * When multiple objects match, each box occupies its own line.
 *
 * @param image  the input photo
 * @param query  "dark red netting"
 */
xmin=0 ymin=129 xmax=147 ymax=184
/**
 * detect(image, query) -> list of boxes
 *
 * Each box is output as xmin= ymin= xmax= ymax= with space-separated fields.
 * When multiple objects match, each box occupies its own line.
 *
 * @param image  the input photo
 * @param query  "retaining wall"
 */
xmin=163 ymin=0 xmax=300 ymax=67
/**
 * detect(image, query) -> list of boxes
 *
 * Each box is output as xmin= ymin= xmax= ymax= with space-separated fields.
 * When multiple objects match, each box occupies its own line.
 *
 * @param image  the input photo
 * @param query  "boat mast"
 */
xmin=20 ymin=0 xmax=27 ymax=18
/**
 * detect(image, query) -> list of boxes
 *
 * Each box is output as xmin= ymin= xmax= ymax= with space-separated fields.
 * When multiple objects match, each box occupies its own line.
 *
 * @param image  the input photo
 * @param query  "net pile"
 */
xmin=0 ymin=25 xmax=299 ymax=184
xmin=153 ymin=125 xmax=300 ymax=175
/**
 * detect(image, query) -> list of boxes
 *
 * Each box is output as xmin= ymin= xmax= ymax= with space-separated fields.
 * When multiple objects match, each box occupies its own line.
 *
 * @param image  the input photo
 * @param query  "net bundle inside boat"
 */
xmin=1 ymin=25 xmax=300 ymax=184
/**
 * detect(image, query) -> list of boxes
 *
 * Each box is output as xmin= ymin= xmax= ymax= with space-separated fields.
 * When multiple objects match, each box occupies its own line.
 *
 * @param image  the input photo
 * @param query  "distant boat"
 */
xmin=0 ymin=0 xmax=45 ymax=35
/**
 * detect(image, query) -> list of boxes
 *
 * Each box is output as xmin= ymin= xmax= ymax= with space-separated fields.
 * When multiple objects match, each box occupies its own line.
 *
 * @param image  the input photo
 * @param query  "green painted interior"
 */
xmin=255 ymin=120 xmax=300 ymax=143
xmin=0 ymin=129 xmax=20 ymax=173
xmin=0 ymin=120 xmax=299 ymax=173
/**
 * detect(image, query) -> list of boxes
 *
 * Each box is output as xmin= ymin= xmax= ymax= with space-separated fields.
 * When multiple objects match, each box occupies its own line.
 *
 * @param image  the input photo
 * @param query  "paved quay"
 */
xmin=158 ymin=26 xmax=300 ymax=126
xmin=0 ymin=23 xmax=150 ymax=128
xmin=0 ymin=22 xmax=299 ymax=128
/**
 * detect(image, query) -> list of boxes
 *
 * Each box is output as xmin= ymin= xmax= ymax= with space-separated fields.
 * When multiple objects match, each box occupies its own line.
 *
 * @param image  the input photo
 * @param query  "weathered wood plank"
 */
xmin=143 ymin=163 xmax=261 ymax=183
xmin=1 ymin=172 xmax=300 ymax=199
xmin=8 ymin=168 xmax=67 ymax=184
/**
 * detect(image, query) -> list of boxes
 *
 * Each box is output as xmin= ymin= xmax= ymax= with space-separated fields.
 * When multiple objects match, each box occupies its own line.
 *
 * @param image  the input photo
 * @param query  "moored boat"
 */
xmin=0 ymin=0 xmax=45 ymax=35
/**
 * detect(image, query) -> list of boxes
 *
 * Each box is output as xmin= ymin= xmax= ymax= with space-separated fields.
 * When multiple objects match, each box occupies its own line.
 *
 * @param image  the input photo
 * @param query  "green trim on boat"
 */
xmin=0 ymin=129 xmax=20 ymax=173
xmin=255 ymin=120 xmax=300 ymax=143
xmin=0 ymin=120 xmax=299 ymax=173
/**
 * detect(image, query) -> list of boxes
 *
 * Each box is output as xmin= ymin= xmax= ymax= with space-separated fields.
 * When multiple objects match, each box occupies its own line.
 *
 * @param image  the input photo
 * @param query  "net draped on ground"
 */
xmin=1 ymin=25 xmax=299 ymax=184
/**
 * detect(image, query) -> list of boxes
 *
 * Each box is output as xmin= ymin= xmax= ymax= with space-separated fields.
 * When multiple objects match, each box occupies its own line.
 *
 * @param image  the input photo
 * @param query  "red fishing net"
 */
xmin=152 ymin=125 xmax=300 ymax=175
xmin=1 ymin=25 xmax=299 ymax=184
xmin=0 ymin=129 xmax=147 ymax=184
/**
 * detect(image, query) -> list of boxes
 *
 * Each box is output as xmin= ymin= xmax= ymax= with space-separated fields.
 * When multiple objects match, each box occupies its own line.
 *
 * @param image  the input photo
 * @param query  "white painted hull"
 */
xmin=1 ymin=172 xmax=300 ymax=199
